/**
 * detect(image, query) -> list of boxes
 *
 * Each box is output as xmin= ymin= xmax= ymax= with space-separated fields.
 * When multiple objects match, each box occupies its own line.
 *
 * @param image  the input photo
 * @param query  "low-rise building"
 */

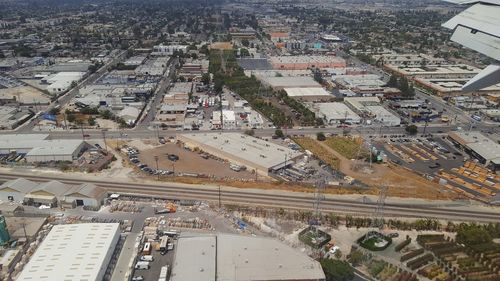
xmin=269 ymin=55 xmax=346 ymax=70
xmin=448 ymin=131 xmax=500 ymax=170
xmin=171 ymin=234 xmax=325 ymax=281
xmin=344 ymin=97 xmax=401 ymax=126
xmin=311 ymin=102 xmax=361 ymax=125
xmin=17 ymin=223 xmax=120 ymax=281
xmin=152 ymin=44 xmax=188 ymax=56
xmin=178 ymin=133 xmax=303 ymax=176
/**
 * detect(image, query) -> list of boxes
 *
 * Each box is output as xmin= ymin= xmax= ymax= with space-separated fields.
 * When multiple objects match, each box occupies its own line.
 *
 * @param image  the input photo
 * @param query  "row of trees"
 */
xmin=387 ymin=74 xmax=415 ymax=97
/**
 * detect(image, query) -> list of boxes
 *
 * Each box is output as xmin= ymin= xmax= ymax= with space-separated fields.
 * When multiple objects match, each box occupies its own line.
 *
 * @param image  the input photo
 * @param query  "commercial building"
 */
xmin=135 ymin=57 xmax=168 ymax=76
xmin=333 ymin=74 xmax=386 ymax=95
xmin=311 ymin=102 xmax=361 ymax=125
xmin=152 ymin=44 xmax=188 ymax=56
xmin=178 ymin=133 xmax=303 ymax=176
xmin=385 ymin=64 xmax=500 ymax=96
xmin=372 ymin=53 xmax=445 ymax=67
xmin=171 ymin=234 xmax=325 ymax=281
xmin=17 ymin=223 xmax=120 ymax=281
xmin=269 ymin=55 xmax=346 ymax=70
xmin=344 ymin=97 xmax=401 ymax=126
xmin=0 ymin=134 xmax=89 ymax=162
xmin=212 ymin=110 xmax=237 ymax=129
xmin=448 ymin=131 xmax=500 ymax=170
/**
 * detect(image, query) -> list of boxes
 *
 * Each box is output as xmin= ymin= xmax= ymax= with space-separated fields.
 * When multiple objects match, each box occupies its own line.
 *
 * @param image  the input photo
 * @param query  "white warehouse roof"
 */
xmin=17 ymin=223 xmax=120 ymax=281
xmin=172 ymin=234 xmax=325 ymax=281
xmin=170 ymin=236 xmax=216 ymax=281
xmin=178 ymin=133 xmax=303 ymax=171
xmin=315 ymin=102 xmax=361 ymax=124
xmin=284 ymin=87 xmax=331 ymax=97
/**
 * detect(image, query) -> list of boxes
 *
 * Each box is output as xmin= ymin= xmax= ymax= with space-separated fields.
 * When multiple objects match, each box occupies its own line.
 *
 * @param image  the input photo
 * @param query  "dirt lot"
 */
xmin=138 ymin=142 xmax=256 ymax=180
xmin=295 ymin=137 xmax=459 ymax=200
xmin=0 ymin=85 xmax=50 ymax=104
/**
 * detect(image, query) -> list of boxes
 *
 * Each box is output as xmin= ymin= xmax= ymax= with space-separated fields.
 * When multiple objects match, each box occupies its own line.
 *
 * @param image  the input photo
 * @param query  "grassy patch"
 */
xmin=325 ymin=136 xmax=369 ymax=159
xmin=293 ymin=137 xmax=340 ymax=169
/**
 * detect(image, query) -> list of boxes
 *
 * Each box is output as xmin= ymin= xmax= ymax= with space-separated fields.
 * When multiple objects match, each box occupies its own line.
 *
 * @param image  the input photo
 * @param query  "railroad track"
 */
xmin=1 ymin=172 xmax=499 ymax=222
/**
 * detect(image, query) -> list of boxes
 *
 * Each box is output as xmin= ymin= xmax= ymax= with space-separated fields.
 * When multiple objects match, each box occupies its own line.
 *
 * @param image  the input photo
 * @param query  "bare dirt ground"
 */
xmin=316 ymin=140 xmax=457 ymax=200
xmin=0 ymin=86 xmax=50 ymax=104
xmin=137 ymin=142 xmax=256 ymax=180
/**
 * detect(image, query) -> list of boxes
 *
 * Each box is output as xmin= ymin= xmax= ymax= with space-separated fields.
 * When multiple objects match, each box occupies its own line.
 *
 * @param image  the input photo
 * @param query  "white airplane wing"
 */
xmin=442 ymin=0 xmax=500 ymax=91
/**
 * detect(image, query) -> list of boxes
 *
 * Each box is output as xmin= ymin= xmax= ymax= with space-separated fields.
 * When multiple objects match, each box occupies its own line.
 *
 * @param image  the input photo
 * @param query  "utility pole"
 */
xmin=154 ymin=155 xmax=159 ymax=180
xmin=101 ymin=129 xmax=108 ymax=151
xmin=218 ymin=185 xmax=221 ymax=209
xmin=312 ymin=179 xmax=325 ymax=236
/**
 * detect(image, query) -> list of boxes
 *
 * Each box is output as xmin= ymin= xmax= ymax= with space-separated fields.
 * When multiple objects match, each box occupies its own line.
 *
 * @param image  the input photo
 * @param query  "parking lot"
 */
xmin=131 ymin=238 xmax=176 ymax=281
xmin=124 ymin=142 xmax=257 ymax=180
xmin=375 ymin=135 xmax=464 ymax=175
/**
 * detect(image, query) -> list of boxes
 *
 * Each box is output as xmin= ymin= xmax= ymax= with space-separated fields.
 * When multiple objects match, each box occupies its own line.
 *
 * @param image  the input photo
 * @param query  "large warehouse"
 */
xmin=0 ymin=134 xmax=89 ymax=162
xmin=17 ymin=223 xmax=120 ymax=281
xmin=177 ymin=133 xmax=303 ymax=176
xmin=312 ymin=102 xmax=361 ymax=124
xmin=171 ymin=234 xmax=325 ymax=281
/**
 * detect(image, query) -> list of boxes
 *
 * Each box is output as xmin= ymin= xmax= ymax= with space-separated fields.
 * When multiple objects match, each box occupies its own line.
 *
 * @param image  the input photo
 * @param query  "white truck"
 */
xmin=140 ymin=255 xmax=154 ymax=262
xmin=135 ymin=261 xmax=150 ymax=270
xmin=158 ymin=265 xmax=169 ymax=281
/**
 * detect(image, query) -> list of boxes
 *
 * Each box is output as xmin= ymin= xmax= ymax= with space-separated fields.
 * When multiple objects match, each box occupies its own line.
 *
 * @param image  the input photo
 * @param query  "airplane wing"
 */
xmin=442 ymin=0 xmax=500 ymax=91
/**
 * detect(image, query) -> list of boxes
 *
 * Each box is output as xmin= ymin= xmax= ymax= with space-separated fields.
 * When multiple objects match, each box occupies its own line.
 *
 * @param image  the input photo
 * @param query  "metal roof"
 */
xmin=0 ymin=178 xmax=38 ymax=194
xmin=17 ymin=223 xmax=120 ymax=281
xmin=170 ymin=236 xmax=216 ymax=281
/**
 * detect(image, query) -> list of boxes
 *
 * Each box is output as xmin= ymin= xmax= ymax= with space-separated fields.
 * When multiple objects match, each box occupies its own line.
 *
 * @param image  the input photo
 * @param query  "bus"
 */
xmin=142 ymin=242 xmax=151 ymax=255
xmin=159 ymin=236 xmax=169 ymax=253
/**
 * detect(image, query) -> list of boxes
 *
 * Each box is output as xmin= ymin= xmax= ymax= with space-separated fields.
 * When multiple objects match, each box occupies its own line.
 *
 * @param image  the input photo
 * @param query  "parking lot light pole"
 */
xmin=154 ymin=155 xmax=159 ymax=180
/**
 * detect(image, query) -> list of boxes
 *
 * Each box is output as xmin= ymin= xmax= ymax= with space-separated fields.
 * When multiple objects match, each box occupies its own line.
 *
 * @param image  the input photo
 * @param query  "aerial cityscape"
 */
xmin=0 ymin=0 xmax=499 ymax=280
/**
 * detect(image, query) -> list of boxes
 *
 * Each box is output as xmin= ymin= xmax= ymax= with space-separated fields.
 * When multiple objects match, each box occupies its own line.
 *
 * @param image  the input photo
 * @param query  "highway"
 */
xmin=1 ymin=171 xmax=499 ymax=223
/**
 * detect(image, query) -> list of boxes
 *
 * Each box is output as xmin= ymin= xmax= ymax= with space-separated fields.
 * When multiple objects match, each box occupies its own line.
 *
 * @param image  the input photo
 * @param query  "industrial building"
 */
xmin=269 ymin=55 xmax=346 ymax=70
xmin=0 ymin=106 xmax=33 ymax=130
xmin=17 ymin=223 xmax=120 ymax=281
xmin=0 ymin=178 xmax=107 ymax=207
xmin=448 ymin=131 xmax=500 ymax=170
xmin=259 ymin=76 xmax=322 ymax=90
xmin=177 ymin=133 xmax=304 ymax=176
xmin=333 ymin=74 xmax=387 ymax=95
xmin=311 ymin=102 xmax=361 ymax=124
xmin=0 ymin=134 xmax=89 ymax=162
xmin=385 ymin=64 xmax=500 ymax=96
xmin=171 ymin=234 xmax=325 ymax=281
xmin=344 ymin=97 xmax=401 ymax=126
xmin=42 ymin=71 xmax=86 ymax=95
xmin=284 ymin=87 xmax=332 ymax=100
xmin=0 ymin=178 xmax=38 ymax=203
xmin=372 ymin=53 xmax=445 ymax=67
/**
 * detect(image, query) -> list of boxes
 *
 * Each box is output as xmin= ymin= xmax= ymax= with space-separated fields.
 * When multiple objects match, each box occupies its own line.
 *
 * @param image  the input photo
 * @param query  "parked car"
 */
xmin=168 ymin=154 xmax=179 ymax=161
xmin=132 ymin=276 xmax=144 ymax=281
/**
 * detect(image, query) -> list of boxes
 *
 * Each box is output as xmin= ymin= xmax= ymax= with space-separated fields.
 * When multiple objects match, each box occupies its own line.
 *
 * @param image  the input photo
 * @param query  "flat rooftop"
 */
xmin=172 ymin=234 xmax=325 ymax=281
xmin=170 ymin=236 xmax=216 ymax=281
xmin=17 ymin=223 xmax=120 ymax=281
xmin=449 ymin=131 xmax=500 ymax=162
xmin=284 ymin=87 xmax=331 ymax=97
xmin=178 ymin=133 xmax=303 ymax=170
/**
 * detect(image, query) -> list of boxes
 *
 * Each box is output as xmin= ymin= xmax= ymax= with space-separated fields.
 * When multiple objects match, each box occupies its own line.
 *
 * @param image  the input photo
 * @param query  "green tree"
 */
xmin=244 ymin=129 xmax=255 ymax=136
xmin=314 ymin=71 xmax=324 ymax=84
xmin=348 ymin=249 xmax=364 ymax=266
xmin=456 ymin=225 xmax=493 ymax=246
xmin=241 ymin=39 xmax=250 ymax=47
xmin=320 ymin=259 xmax=355 ymax=281
xmin=387 ymin=74 xmax=398 ymax=87
xmin=88 ymin=117 xmax=96 ymax=126
xmin=275 ymin=129 xmax=284 ymax=138
xmin=66 ymin=114 xmax=76 ymax=123
xmin=239 ymin=48 xmax=250 ymax=57
xmin=405 ymin=124 xmax=418 ymax=135
xmin=317 ymin=132 xmax=326 ymax=141
xmin=201 ymin=73 xmax=211 ymax=85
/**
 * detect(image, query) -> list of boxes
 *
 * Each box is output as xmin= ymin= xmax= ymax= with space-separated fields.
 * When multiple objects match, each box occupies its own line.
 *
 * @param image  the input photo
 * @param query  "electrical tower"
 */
xmin=312 ymin=179 xmax=326 ymax=235
xmin=372 ymin=184 xmax=388 ymax=229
